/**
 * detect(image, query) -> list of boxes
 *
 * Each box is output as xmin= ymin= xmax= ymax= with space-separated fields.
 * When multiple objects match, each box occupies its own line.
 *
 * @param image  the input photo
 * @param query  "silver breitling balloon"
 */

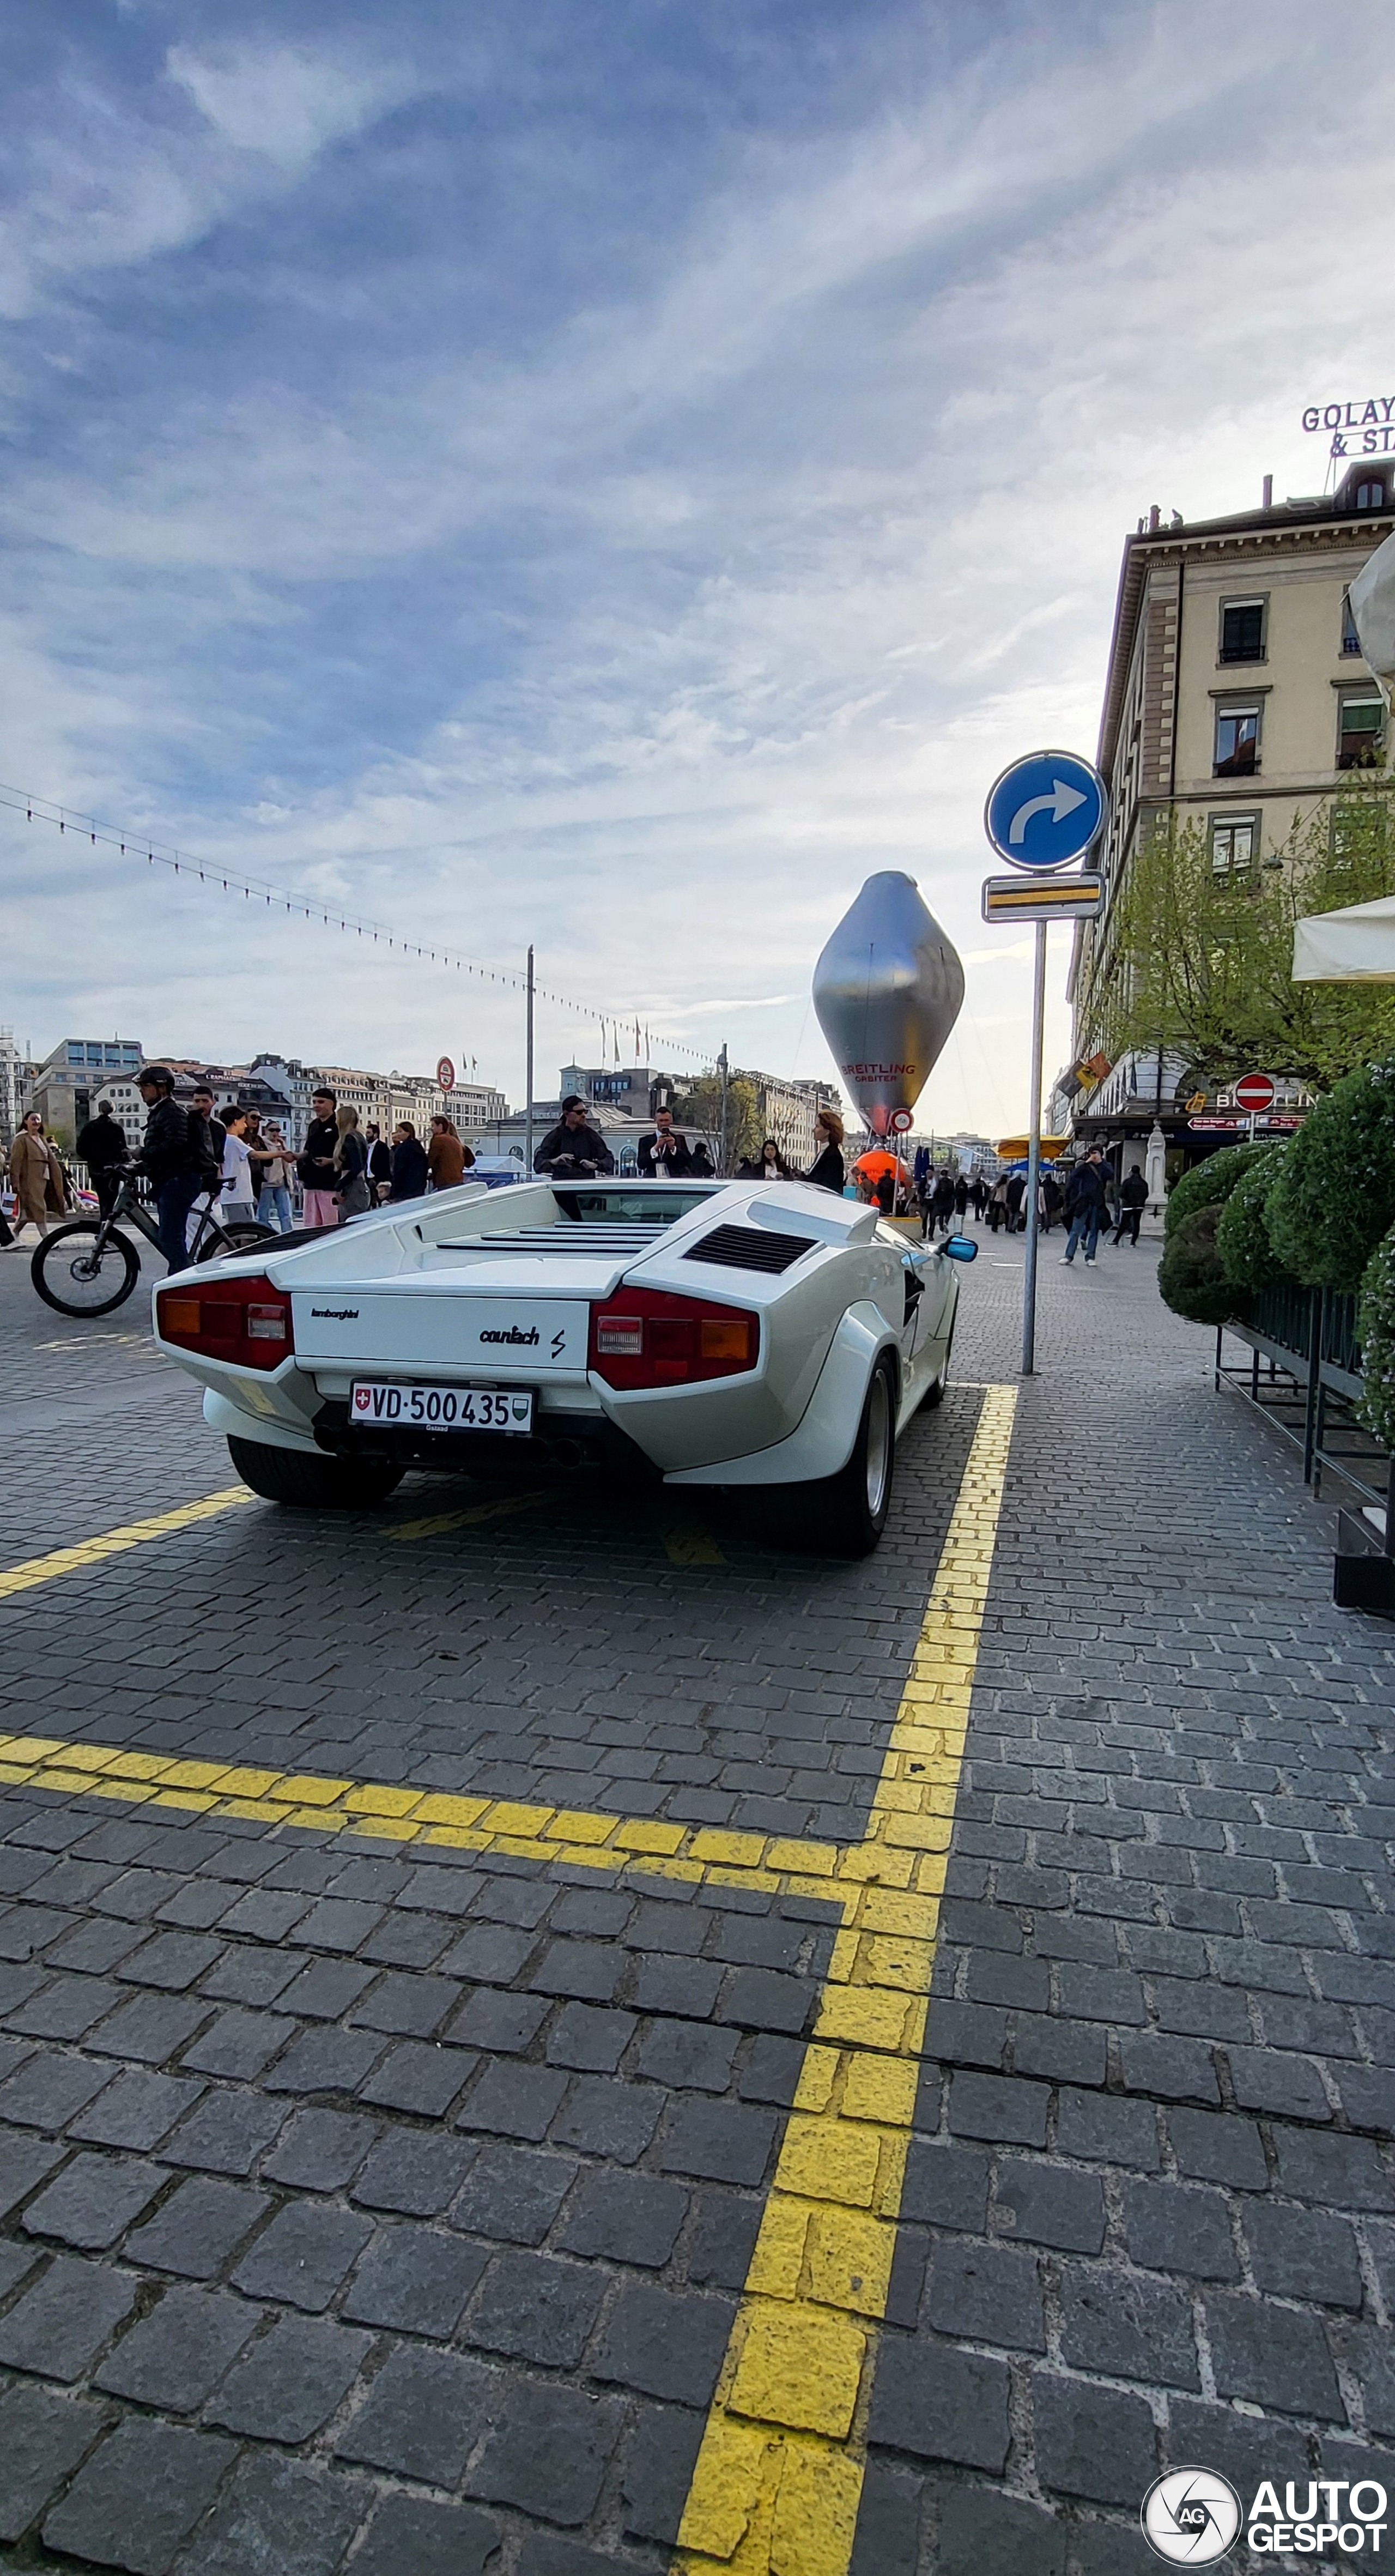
xmin=812 ymin=872 xmax=965 ymax=1136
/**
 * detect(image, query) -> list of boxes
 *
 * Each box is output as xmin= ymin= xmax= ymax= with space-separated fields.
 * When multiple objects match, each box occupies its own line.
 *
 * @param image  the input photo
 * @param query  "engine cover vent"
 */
xmin=683 ymin=1224 xmax=815 ymax=1275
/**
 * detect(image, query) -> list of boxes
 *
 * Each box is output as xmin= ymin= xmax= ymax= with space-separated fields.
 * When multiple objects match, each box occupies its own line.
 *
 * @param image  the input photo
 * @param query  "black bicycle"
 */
xmin=31 ymin=1169 xmax=274 ymax=1319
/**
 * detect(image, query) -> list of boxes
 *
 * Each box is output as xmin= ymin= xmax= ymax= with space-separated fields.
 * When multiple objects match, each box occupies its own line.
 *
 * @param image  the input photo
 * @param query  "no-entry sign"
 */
xmin=1234 ymin=1073 xmax=1276 ymax=1113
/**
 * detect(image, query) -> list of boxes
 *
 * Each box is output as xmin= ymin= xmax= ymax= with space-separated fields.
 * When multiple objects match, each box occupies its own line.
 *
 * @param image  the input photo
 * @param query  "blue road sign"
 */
xmin=984 ymin=748 xmax=1108 ymax=873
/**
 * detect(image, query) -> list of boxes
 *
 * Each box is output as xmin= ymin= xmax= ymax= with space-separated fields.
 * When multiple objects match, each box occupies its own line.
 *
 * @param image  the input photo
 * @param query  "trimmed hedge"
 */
xmin=1266 ymin=1060 xmax=1395 ymax=1291
xmin=1158 ymin=1202 xmax=1239 ymax=1326
xmin=1164 ymin=1141 xmax=1273 ymax=1239
xmin=1357 ymin=1226 xmax=1395 ymax=1452
xmin=1215 ymin=1145 xmax=1291 ymax=1293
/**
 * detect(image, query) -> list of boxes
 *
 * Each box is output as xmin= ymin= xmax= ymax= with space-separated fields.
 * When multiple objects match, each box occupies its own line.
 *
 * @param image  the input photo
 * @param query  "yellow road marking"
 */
xmin=663 ymin=1519 xmax=727 ymax=1567
xmin=675 ymin=1382 xmax=1017 ymax=2576
xmin=0 ymin=1487 xmax=253 ymax=1601
xmin=389 ymin=1492 xmax=546 ymax=1543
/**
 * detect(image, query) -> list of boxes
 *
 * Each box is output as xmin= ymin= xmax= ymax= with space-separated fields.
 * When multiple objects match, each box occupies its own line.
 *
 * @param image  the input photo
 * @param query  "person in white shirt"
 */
xmin=219 ymin=1106 xmax=257 ymax=1221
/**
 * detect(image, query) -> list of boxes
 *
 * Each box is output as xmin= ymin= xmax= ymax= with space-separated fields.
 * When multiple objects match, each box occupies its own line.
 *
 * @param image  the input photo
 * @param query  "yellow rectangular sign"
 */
xmin=981 ymin=871 xmax=1103 ymax=922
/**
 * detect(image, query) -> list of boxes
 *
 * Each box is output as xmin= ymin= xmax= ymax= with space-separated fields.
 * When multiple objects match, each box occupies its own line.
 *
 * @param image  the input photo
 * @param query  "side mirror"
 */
xmin=939 ymin=1233 xmax=978 ymax=1263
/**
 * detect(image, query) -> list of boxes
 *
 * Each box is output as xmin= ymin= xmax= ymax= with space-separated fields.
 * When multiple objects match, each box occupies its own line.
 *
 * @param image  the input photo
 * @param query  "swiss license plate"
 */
xmin=350 ymin=1382 xmax=533 ymax=1434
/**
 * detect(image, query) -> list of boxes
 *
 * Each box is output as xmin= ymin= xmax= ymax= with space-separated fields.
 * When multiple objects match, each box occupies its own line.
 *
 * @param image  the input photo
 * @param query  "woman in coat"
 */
xmin=8 ymin=1114 xmax=69 ymax=1242
xmin=803 ymin=1110 xmax=846 ymax=1194
xmin=333 ymin=1106 xmax=371 ymax=1220
xmin=427 ymin=1116 xmax=474 ymax=1192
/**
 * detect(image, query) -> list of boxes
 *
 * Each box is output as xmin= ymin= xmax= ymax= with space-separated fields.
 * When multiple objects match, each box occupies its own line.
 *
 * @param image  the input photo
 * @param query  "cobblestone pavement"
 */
xmin=0 ymin=1223 xmax=1390 ymax=2574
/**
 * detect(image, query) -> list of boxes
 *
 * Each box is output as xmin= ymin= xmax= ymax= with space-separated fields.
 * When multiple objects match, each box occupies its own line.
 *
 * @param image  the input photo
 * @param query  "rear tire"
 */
xmin=31 ymin=1222 xmax=141 ymax=1317
xmin=199 ymin=1221 xmax=276 ymax=1262
xmin=779 ymin=1353 xmax=897 ymax=1557
xmin=228 ymin=1436 xmax=404 ymax=1510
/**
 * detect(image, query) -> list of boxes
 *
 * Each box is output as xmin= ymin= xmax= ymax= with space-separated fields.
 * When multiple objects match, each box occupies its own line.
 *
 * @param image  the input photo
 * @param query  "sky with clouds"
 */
xmin=3 ymin=0 xmax=1393 ymax=1130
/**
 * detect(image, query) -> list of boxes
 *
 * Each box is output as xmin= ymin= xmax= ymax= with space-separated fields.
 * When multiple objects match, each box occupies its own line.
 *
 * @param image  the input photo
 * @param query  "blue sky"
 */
xmin=3 ymin=0 xmax=1393 ymax=1126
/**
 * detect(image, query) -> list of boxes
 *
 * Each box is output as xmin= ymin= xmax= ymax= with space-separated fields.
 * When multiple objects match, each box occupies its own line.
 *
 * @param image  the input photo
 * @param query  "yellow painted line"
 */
xmin=675 ymin=1382 xmax=1017 ymax=2576
xmin=663 ymin=1520 xmax=727 ymax=1567
xmin=389 ymin=1492 xmax=546 ymax=1543
xmin=0 ymin=1487 xmax=253 ymax=1601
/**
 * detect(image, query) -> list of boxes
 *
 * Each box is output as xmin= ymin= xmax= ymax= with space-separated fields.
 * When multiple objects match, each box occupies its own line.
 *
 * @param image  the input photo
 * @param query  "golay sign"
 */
xmin=1302 ymin=398 xmax=1395 ymax=456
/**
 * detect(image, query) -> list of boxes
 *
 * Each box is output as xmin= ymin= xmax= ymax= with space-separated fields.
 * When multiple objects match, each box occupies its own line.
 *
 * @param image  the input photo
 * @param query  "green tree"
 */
xmin=1265 ymin=1059 xmax=1395 ymax=1290
xmin=671 ymin=1073 xmax=762 ymax=1170
xmin=1095 ymin=783 xmax=1395 ymax=1089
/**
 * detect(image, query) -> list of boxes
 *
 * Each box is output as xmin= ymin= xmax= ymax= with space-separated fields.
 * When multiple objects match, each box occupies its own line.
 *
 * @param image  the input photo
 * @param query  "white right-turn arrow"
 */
xmin=1008 ymin=778 xmax=1087 ymax=844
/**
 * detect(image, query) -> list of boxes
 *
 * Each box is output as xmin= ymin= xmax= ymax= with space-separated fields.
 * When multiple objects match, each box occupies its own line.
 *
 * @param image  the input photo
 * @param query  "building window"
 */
xmin=1214 ymin=703 xmax=1260 ymax=776
xmin=1341 ymin=590 xmax=1363 ymax=656
xmin=1210 ymin=814 xmax=1259 ymax=872
xmin=1218 ymin=597 xmax=1266 ymax=664
xmin=1337 ymin=690 xmax=1386 ymax=769
xmin=1355 ymin=479 xmax=1388 ymax=511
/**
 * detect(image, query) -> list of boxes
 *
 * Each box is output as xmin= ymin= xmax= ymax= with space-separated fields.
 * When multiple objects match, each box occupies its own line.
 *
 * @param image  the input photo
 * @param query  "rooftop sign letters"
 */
xmin=1302 ymin=398 xmax=1395 ymax=458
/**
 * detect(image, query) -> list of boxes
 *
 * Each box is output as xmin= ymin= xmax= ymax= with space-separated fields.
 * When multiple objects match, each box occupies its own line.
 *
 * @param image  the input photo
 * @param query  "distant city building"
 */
xmin=0 ymin=1028 xmax=30 ymax=1147
xmin=30 ymin=1035 xmax=143 ymax=1142
xmin=1070 ymin=460 xmax=1395 ymax=1152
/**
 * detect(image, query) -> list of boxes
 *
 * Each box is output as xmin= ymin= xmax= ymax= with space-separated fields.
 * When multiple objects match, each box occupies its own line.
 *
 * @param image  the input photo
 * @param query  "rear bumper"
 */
xmin=310 ymin=1398 xmax=653 ymax=1479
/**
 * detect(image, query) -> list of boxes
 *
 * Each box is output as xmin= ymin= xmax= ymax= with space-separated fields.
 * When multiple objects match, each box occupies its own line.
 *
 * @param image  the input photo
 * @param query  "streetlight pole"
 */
xmin=1022 ymin=918 xmax=1048 ymax=1377
xmin=718 ymin=1044 xmax=729 ymax=1176
xmin=524 ymin=945 xmax=536 ymax=1178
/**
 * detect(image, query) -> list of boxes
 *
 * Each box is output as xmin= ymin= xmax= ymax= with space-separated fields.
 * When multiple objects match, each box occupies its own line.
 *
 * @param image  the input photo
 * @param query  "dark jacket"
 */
xmin=336 ymin=1130 xmax=368 ymax=1188
xmin=142 ymin=1096 xmax=213 ymax=1189
xmin=298 ymin=1115 xmax=338 ymax=1192
xmin=389 ymin=1136 xmax=430 ymax=1201
xmin=932 ymin=1174 xmax=956 ymax=1214
xmin=533 ymin=1121 xmax=615 ymax=1178
xmin=804 ymin=1144 xmax=845 ymax=1193
xmin=1119 ymin=1171 xmax=1149 ymax=1208
xmin=76 ymin=1113 xmax=126 ymax=1168
xmin=1065 ymin=1160 xmax=1109 ymax=1212
xmin=366 ymin=1139 xmax=392 ymax=1186
xmin=637 ymin=1129 xmax=694 ymax=1178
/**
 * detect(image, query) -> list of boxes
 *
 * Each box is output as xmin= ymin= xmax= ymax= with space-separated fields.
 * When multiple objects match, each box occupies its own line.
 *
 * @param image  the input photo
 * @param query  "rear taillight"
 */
xmin=590 ymin=1287 xmax=758 ymax=1388
xmin=156 ymin=1275 xmax=294 ymax=1372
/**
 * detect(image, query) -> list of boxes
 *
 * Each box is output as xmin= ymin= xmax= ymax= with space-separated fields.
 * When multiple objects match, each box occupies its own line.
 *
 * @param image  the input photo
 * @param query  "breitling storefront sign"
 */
xmin=1302 ymin=395 xmax=1395 ymax=457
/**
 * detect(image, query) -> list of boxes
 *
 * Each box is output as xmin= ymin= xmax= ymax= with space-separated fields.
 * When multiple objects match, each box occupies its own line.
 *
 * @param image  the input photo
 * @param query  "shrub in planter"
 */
xmin=1164 ymin=1141 xmax=1272 ymax=1239
xmin=1266 ymin=1059 xmax=1395 ymax=1291
xmin=1215 ymin=1145 xmax=1291 ymax=1293
xmin=1357 ymin=1225 xmax=1395 ymax=1451
xmin=1158 ymin=1202 xmax=1240 ymax=1326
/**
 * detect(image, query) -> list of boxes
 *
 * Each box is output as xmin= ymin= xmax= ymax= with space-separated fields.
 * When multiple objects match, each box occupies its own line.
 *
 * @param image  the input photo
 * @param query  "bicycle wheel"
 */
xmin=30 ymin=1221 xmax=141 ymax=1317
xmin=197 ymin=1220 xmax=276 ymax=1262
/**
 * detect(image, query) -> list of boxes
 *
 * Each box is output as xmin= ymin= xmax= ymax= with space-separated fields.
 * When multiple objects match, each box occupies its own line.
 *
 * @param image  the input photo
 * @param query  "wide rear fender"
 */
xmin=663 ymin=1303 xmax=898 ymax=1487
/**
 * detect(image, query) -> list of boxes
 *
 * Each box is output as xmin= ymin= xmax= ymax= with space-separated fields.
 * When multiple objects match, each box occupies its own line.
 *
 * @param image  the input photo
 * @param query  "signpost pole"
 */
xmin=524 ymin=945 xmax=536 ymax=1177
xmin=1022 ymin=918 xmax=1047 ymax=1377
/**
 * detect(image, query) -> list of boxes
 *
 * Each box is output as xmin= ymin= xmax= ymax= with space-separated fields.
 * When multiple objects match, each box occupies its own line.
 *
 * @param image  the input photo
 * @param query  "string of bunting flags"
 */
xmin=0 ymin=783 xmax=715 ymax=1067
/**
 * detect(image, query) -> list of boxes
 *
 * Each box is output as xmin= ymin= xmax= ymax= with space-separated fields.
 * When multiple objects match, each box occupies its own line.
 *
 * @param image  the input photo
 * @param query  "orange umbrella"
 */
xmin=853 ymin=1150 xmax=909 ymax=1185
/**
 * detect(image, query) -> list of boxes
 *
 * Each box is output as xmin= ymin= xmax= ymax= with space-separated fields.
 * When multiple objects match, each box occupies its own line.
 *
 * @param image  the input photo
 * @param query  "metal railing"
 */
xmin=1215 ymin=1286 xmax=1393 ymax=1545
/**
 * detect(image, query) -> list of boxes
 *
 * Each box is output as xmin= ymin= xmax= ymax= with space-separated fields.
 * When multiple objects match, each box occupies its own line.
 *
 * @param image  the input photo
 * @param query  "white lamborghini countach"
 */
xmin=152 ymin=1178 xmax=976 ymax=1554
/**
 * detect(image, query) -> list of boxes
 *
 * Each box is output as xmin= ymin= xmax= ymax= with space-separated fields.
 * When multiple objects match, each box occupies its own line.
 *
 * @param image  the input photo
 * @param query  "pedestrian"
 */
xmin=7 ymin=1112 xmax=69 ymax=1244
xmin=1060 ymin=1147 xmax=1110 ymax=1266
xmin=738 ymin=1137 xmax=793 ymax=1181
xmin=803 ymin=1109 xmax=845 ymax=1193
xmin=953 ymin=1172 xmax=969 ymax=1220
xmin=987 ymin=1174 xmax=1008 ymax=1233
xmin=931 ymin=1169 xmax=957 ymax=1236
xmin=427 ymin=1114 xmax=473 ymax=1192
xmin=874 ymin=1168 xmax=896 ymax=1214
xmin=972 ymin=1175 xmax=988 ymax=1223
xmin=298 ymin=1087 xmax=340 ymax=1229
xmin=75 ymin=1100 xmax=128 ymax=1216
xmin=334 ymin=1106 xmax=371 ymax=1218
xmin=533 ymin=1096 xmax=615 ymax=1180
xmin=256 ymin=1124 xmax=295 ymax=1232
xmin=1004 ymin=1170 xmax=1026 ymax=1232
xmin=135 ymin=1067 xmax=217 ymax=1271
xmin=184 ymin=1085 xmax=227 ymax=1250
xmin=688 ymin=1139 xmax=715 ymax=1178
xmin=365 ymin=1124 xmax=392 ymax=1204
xmin=218 ymin=1105 xmax=258 ymax=1225
xmin=639 ymin=1106 xmax=696 ymax=1178
xmin=1039 ymin=1169 xmax=1063 ymax=1234
xmin=1112 ymin=1162 xmax=1149 ymax=1247
xmin=389 ymin=1120 xmax=430 ymax=1201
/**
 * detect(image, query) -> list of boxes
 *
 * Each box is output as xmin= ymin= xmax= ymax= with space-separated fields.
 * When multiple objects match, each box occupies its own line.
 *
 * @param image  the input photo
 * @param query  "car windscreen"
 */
xmin=555 ymin=1188 xmax=720 ymax=1225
